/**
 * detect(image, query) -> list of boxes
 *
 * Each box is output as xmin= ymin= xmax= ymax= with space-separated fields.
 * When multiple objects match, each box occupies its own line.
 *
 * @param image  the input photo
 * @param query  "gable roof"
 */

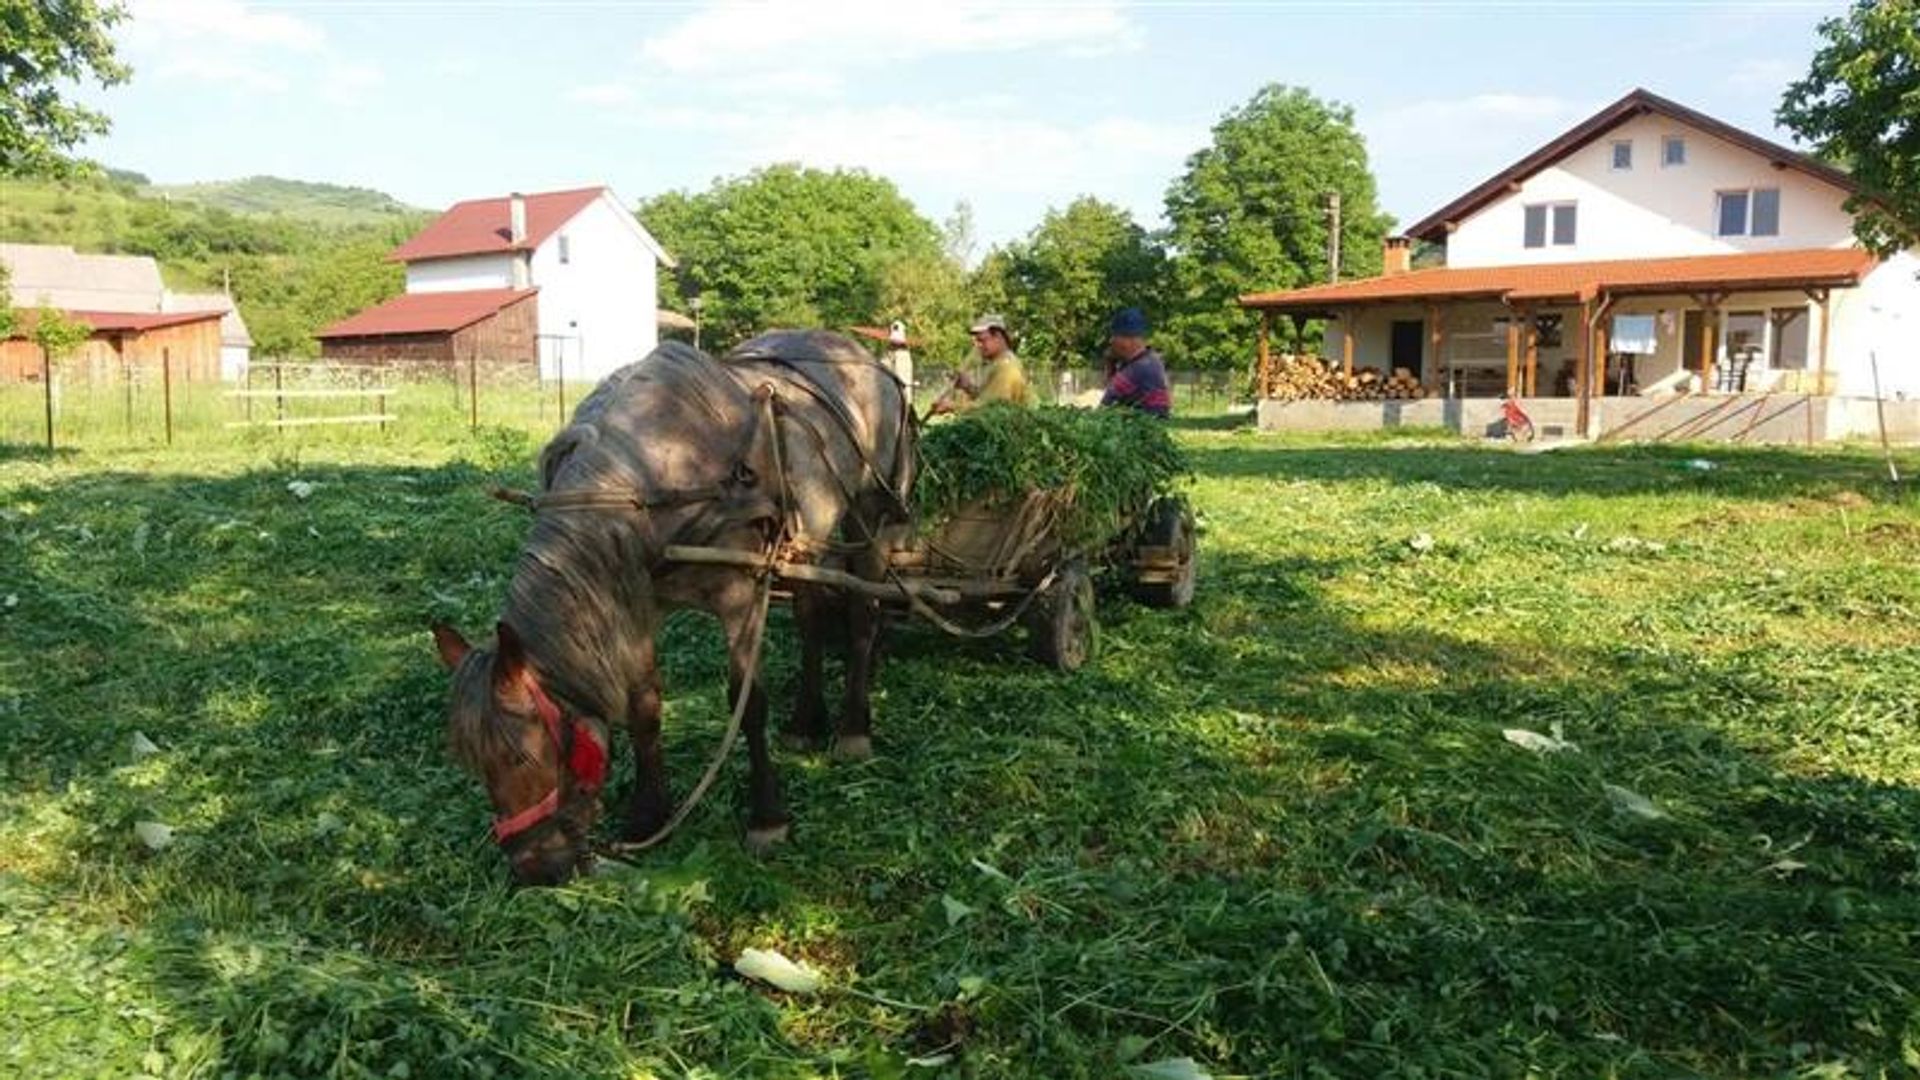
xmin=5 ymin=309 xmax=223 ymax=339
xmin=316 ymin=288 xmax=536 ymax=338
xmin=1239 ymin=248 xmax=1875 ymax=312
xmin=390 ymin=187 xmax=603 ymax=262
xmin=1404 ymin=89 xmax=1858 ymax=243
xmin=0 ymin=243 xmax=165 ymax=312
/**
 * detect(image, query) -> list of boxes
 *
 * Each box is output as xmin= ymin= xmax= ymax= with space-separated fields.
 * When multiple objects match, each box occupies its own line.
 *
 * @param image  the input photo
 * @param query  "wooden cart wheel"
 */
xmin=1026 ymin=559 xmax=1096 ymax=672
xmin=1129 ymin=498 xmax=1197 ymax=610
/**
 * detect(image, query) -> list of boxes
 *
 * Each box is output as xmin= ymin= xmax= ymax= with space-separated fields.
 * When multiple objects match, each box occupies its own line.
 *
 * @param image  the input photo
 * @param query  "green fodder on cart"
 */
xmin=913 ymin=404 xmax=1188 ymax=550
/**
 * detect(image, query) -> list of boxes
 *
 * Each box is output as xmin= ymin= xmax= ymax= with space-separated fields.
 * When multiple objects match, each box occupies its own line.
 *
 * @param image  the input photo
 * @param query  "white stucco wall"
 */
xmin=1828 ymin=251 xmax=1920 ymax=398
xmin=1446 ymin=112 xmax=1858 ymax=267
xmin=220 ymin=344 xmax=250 ymax=382
xmin=527 ymin=192 xmax=661 ymax=382
xmin=405 ymin=254 xmax=517 ymax=293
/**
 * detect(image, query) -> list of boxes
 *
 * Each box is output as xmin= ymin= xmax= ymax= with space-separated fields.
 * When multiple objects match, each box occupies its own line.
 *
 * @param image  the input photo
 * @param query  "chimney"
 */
xmin=1383 ymin=236 xmax=1412 ymax=276
xmin=508 ymin=192 xmax=527 ymax=246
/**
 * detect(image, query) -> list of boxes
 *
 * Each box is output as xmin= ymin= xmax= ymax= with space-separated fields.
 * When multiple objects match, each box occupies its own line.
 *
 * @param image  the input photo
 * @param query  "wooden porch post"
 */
xmin=1808 ymin=288 xmax=1832 ymax=395
xmin=1505 ymin=308 xmax=1521 ymax=396
xmin=1591 ymin=296 xmax=1614 ymax=401
xmin=1425 ymin=302 xmax=1446 ymax=397
xmin=1691 ymin=291 xmax=1726 ymax=391
xmin=1576 ymin=298 xmax=1594 ymax=437
xmin=1341 ymin=309 xmax=1356 ymax=381
xmin=1257 ymin=309 xmax=1272 ymax=399
xmin=1525 ymin=314 xmax=1540 ymax=396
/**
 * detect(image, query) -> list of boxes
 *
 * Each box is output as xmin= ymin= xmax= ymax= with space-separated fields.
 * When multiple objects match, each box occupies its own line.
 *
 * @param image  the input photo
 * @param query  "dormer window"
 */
xmin=1662 ymin=136 xmax=1687 ymax=167
xmin=1611 ymin=141 xmax=1633 ymax=170
xmin=1717 ymin=188 xmax=1780 ymax=237
xmin=1524 ymin=202 xmax=1578 ymax=249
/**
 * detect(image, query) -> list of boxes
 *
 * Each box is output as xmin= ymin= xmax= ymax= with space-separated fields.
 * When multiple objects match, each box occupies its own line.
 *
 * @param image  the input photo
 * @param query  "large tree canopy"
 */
xmin=1779 ymin=0 xmax=1920 ymax=257
xmin=638 ymin=165 xmax=946 ymax=350
xmin=973 ymin=197 xmax=1167 ymax=370
xmin=1163 ymin=85 xmax=1391 ymax=369
xmin=0 ymin=0 xmax=129 ymax=178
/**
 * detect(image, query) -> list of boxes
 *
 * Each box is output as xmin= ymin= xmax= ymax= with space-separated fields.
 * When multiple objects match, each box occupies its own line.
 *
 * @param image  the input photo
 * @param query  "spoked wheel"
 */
xmin=1026 ymin=559 xmax=1097 ymax=672
xmin=1128 ymin=497 xmax=1197 ymax=609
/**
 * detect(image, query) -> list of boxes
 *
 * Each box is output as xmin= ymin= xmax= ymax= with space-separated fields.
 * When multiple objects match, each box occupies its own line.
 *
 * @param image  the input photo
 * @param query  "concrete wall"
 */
xmin=1257 ymin=394 xmax=1920 ymax=445
xmin=1447 ymin=112 xmax=1857 ymax=267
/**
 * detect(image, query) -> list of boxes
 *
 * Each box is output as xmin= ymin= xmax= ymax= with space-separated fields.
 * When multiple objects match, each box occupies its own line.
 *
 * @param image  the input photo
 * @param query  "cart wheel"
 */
xmin=1027 ymin=560 xmax=1096 ymax=672
xmin=1129 ymin=498 xmax=1197 ymax=609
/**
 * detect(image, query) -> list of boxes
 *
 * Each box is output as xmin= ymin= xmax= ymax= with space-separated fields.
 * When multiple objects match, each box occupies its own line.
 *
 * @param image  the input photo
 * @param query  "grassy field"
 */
xmin=2 ymin=411 xmax=1917 ymax=1079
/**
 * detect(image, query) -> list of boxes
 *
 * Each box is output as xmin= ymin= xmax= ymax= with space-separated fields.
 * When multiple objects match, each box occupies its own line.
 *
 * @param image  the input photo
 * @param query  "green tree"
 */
xmin=987 ymin=197 xmax=1167 ymax=371
xmin=1163 ymin=85 xmax=1392 ymax=369
xmin=0 ymin=262 xmax=15 ymax=338
xmin=1 ymin=0 xmax=131 ymax=178
xmin=1779 ymin=0 xmax=1920 ymax=257
xmin=638 ymin=165 xmax=945 ymax=349
xmin=31 ymin=303 xmax=90 ymax=358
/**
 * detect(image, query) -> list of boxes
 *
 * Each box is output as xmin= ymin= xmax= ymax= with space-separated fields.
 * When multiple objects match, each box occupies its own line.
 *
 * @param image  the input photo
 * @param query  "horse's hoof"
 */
xmin=780 ymin=732 xmax=826 ymax=753
xmin=744 ymin=822 xmax=790 ymax=857
xmin=831 ymin=735 xmax=873 ymax=762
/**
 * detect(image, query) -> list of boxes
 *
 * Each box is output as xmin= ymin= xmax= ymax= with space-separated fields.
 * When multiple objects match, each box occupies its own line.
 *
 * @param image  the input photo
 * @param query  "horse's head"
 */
xmin=432 ymin=621 xmax=608 ymax=886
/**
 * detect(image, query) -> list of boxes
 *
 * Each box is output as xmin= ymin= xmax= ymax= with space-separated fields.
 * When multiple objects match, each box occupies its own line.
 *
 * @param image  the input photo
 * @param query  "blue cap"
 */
xmin=1110 ymin=307 xmax=1149 ymax=336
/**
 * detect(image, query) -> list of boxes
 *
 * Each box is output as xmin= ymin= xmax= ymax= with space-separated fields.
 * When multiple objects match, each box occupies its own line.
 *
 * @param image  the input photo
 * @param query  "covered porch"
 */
xmin=1240 ymin=248 xmax=1873 ymax=437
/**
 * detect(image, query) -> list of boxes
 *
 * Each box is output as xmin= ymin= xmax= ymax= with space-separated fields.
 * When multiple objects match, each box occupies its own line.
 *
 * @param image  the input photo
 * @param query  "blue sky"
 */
xmin=85 ymin=1 xmax=1846 ymax=254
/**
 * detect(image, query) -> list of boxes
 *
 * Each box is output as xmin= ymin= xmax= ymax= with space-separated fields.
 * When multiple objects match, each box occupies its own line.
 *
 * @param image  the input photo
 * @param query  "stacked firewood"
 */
xmin=1262 ymin=355 xmax=1429 ymax=401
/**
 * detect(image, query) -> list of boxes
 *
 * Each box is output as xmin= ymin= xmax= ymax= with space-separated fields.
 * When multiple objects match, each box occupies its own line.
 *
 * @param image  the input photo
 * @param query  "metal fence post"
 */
xmin=470 ymin=352 xmax=479 ymax=431
xmin=162 ymin=347 xmax=174 ymax=446
xmin=42 ymin=345 xmax=55 ymax=451
xmin=274 ymin=362 xmax=285 ymax=431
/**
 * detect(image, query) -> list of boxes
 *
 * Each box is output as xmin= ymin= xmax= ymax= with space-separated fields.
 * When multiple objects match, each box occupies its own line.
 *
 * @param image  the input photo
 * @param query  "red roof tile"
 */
xmin=1239 ymin=249 xmax=1876 ymax=311
xmin=388 ymin=187 xmax=604 ymax=263
xmin=316 ymin=288 xmax=536 ymax=338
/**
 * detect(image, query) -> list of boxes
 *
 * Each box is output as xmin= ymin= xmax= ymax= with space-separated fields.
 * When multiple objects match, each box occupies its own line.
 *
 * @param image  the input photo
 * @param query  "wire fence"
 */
xmin=1 ymin=356 xmax=1251 ymax=454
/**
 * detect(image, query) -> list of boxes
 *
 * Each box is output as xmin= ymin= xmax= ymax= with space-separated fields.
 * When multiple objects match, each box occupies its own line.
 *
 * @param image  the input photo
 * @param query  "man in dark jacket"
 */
xmin=1101 ymin=307 xmax=1171 ymax=417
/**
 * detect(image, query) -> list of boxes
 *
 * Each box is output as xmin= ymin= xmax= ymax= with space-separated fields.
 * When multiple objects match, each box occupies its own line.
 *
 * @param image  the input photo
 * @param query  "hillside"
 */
xmin=0 ymin=173 xmax=427 ymax=356
xmin=147 ymin=175 xmax=424 ymax=227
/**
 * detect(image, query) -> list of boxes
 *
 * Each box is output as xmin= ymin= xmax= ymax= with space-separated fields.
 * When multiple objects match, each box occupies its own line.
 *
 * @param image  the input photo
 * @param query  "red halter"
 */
xmin=492 ymin=674 xmax=608 ymax=844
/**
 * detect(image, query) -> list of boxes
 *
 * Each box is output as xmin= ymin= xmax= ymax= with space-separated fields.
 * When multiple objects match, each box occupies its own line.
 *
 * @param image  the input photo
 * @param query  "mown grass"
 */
xmin=2 ymin=412 xmax=1917 ymax=1079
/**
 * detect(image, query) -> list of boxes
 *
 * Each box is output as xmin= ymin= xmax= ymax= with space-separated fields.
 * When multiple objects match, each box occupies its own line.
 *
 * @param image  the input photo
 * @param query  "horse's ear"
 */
xmin=430 ymin=622 xmax=470 ymax=671
xmin=492 ymin=620 xmax=528 ymax=692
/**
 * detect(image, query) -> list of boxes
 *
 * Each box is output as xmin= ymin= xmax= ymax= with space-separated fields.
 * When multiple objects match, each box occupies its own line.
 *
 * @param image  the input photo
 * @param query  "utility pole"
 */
xmin=1326 ymin=192 xmax=1342 ymax=284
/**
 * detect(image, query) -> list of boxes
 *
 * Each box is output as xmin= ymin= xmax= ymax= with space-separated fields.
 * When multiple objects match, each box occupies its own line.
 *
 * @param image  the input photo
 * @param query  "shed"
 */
xmin=2 ymin=309 xmax=225 ymax=382
xmin=316 ymin=288 xmax=539 ymax=369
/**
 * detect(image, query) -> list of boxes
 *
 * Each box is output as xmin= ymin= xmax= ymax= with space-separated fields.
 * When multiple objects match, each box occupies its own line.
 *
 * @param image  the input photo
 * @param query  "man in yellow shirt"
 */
xmin=938 ymin=313 xmax=1030 ymax=413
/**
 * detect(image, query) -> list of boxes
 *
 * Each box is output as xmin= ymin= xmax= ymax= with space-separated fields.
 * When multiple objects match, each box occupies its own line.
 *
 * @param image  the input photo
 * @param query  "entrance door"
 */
xmin=1389 ymin=320 xmax=1424 ymax=379
xmin=1682 ymin=310 xmax=1705 ymax=376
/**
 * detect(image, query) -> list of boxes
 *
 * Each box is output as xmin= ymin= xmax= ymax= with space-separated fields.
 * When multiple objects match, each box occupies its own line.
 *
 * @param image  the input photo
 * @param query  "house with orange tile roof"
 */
xmin=1241 ymin=90 xmax=1918 ymax=438
xmin=319 ymin=186 xmax=673 ymax=381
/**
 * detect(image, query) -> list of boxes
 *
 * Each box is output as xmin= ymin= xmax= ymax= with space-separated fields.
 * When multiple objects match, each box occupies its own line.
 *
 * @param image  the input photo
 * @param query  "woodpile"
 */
xmin=1261 ymin=355 xmax=1429 ymax=401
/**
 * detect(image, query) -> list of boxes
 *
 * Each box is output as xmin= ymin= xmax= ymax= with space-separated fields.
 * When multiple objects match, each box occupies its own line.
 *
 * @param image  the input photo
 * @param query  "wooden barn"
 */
xmin=2 ymin=309 xmax=225 ymax=383
xmin=316 ymin=288 xmax=538 ymax=369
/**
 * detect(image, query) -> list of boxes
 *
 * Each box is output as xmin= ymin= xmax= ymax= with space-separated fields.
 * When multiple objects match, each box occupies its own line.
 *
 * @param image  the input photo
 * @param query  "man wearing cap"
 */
xmin=936 ymin=313 xmax=1031 ymax=413
xmin=1102 ymin=307 xmax=1171 ymax=418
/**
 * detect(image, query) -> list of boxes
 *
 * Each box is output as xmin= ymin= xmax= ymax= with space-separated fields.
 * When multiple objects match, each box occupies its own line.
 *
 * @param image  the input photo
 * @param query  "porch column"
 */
xmin=1525 ymin=315 xmax=1540 ymax=396
xmin=1576 ymin=298 xmax=1593 ymax=437
xmin=1807 ymin=288 xmax=1832 ymax=395
xmin=1425 ymin=303 xmax=1446 ymax=397
xmin=1505 ymin=308 xmax=1521 ymax=396
xmin=1692 ymin=292 xmax=1726 ymax=390
xmin=1341 ymin=309 xmax=1356 ymax=380
xmin=1590 ymin=295 xmax=1614 ymax=400
xmin=1257 ymin=309 xmax=1272 ymax=399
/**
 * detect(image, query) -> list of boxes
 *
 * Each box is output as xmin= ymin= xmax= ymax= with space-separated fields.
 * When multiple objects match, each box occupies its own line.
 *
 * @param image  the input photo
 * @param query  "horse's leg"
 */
xmin=622 ymin=636 xmax=672 ymax=842
xmin=781 ymin=585 xmax=831 ymax=753
xmin=833 ymin=591 xmax=880 ymax=762
xmin=727 ymin=584 xmax=789 ymax=854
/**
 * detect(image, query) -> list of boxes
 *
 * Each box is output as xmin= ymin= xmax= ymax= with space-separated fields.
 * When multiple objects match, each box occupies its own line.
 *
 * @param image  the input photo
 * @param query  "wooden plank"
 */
xmin=224 ymin=414 xmax=399 ymax=429
xmin=1505 ymin=310 xmax=1521 ymax=396
xmin=1425 ymin=303 xmax=1445 ymax=397
xmin=1576 ymin=299 xmax=1592 ymax=436
xmin=224 ymin=388 xmax=393 ymax=399
xmin=1341 ymin=310 xmax=1356 ymax=380
xmin=661 ymin=544 xmax=963 ymax=605
xmin=1257 ymin=310 xmax=1272 ymax=398
xmin=1525 ymin=315 xmax=1539 ymax=397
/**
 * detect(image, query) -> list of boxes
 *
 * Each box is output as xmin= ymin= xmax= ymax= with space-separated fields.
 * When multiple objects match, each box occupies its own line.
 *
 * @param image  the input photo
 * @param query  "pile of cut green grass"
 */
xmin=914 ymin=403 xmax=1187 ymax=549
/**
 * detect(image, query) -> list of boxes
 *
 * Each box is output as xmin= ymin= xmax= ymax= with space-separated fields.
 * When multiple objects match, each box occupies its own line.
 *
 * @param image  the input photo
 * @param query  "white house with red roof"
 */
xmin=320 ymin=186 xmax=673 ymax=381
xmin=1243 ymin=89 xmax=1918 ymax=439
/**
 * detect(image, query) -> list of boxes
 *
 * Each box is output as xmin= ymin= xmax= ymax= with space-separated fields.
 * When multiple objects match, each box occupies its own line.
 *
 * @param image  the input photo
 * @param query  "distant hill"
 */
xmin=1 ymin=173 xmax=425 ymax=356
xmin=146 ymin=176 xmax=425 ymax=227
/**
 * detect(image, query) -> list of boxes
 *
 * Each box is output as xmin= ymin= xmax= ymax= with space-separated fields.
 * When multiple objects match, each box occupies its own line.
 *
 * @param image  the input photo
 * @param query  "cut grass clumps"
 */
xmin=914 ymin=404 xmax=1188 ymax=549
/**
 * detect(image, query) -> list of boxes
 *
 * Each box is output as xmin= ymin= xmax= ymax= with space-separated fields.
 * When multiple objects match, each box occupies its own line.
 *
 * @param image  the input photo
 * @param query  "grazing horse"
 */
xmin=431 ymin=331 xmax=915 ymax=885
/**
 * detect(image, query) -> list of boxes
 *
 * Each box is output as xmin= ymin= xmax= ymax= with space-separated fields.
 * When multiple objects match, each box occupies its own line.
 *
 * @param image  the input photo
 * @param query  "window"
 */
xmin=558 ymin=234 xmax=572 ymax=264
xmin=1524 ymin=202 xmax=1577 ymax=248
xmin=1611 ymin=140 xmax=1633 ymax=170
xmin=1663 ymin=136 xmax=1687 ymax=166
xmin=1717 ymin=188 xmax=1781 ymax=237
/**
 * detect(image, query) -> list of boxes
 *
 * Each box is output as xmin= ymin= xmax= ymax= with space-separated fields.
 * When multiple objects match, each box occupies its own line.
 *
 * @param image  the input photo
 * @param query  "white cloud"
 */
xmin=153 ymin=56 xmax=289 ymax=94
xmin=640 ymin=1 xmax=1142 ymax=74
xmin=125 ymin=0 xmax=326 ymax=51
xmin=1725 ymin=58 xmax=1798 ymax=93
xmin=1362 ymin=94 xmax=1588 ymax=222
xmin=320 ymin=63 xmax=385 ymax=106
xmin=569 ymin=82 xmax=637 ymax=106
